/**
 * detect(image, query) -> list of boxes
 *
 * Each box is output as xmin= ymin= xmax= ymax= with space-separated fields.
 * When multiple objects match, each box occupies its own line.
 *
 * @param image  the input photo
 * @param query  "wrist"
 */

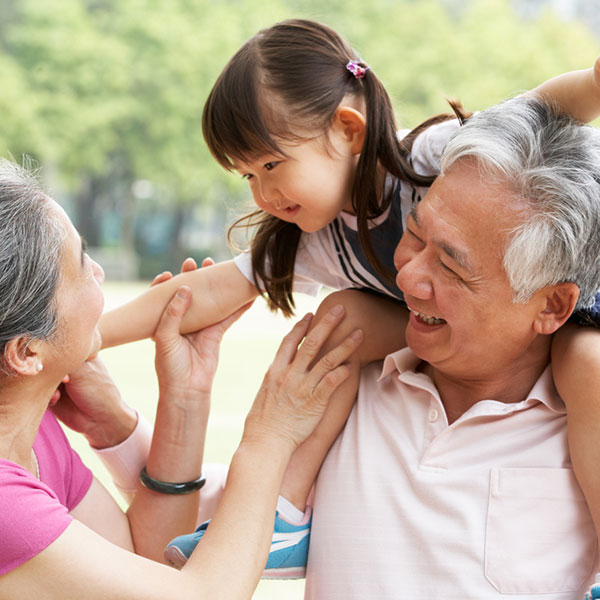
xmin=87 ymin=403 xmax=138 ymax=449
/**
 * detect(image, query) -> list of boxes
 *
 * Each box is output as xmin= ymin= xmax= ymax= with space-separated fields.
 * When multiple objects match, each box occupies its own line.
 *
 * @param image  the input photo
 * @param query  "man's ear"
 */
xmin=3 ymin=337 xmax=44 ymax=376
xmin=332 ymin=106 xmax=366 ymax=155
xmin=533 ymin=283 xmax=580 ymax=335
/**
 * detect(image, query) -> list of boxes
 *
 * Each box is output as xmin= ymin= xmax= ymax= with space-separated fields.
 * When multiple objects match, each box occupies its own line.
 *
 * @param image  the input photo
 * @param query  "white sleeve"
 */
xmin=233 ymin=248 xmax=323 ymax=297
xmin=410 ymin=119 xmax=461 ymax=177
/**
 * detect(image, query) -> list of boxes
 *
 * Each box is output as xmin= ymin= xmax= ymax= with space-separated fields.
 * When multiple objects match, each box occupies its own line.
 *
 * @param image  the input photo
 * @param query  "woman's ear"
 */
xmin=3 ymin=337 xmax=44 ymax=376
xmin=533 ymin=283 xmax=580 ymax=335
xmin=332 ymin=106 xmax=366 ymax=155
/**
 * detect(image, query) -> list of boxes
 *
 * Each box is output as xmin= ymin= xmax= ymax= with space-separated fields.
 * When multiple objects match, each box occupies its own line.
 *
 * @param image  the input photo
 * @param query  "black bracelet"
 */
xmin=139 ymin=466 xmax=206 ymax=495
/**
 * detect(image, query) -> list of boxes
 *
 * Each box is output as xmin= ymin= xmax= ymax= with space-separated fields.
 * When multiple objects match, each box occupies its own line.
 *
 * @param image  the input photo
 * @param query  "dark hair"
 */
xmin=204 ymin=18 xmax=465 ymax=316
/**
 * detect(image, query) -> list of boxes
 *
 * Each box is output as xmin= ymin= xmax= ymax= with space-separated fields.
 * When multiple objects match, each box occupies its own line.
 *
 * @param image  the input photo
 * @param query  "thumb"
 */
xmin=153 ymin=286 xmax=192 ymax=343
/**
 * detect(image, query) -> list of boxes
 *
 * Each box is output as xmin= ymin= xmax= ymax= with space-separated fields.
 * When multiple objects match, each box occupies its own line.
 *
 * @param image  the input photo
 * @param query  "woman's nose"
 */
xmin=92 ymin=260 xmax=105 ymax=285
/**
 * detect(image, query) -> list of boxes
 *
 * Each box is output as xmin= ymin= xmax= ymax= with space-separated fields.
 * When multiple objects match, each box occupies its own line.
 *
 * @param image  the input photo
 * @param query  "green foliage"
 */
xmin=0 ymin=0 xmax=597 ymax=268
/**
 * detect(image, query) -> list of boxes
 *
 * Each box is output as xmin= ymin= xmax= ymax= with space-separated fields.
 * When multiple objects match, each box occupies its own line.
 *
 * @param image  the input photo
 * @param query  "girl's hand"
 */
xmin=51 ymin=357 xmax=138 ymax=449
xmin=152 ymin=284 xmax=251 ymax=400
xmin=243 ymin=304 xmax=364 ymax=452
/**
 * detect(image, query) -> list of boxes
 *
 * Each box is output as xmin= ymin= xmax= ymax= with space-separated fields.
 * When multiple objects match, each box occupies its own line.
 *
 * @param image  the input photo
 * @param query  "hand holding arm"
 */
xmin=529 ymin=56 xmax=600 ymax=123
xmin=127 ymin=284 xmax=251 ymax=561
xmin=99 ymin=259 xmax=258 ymax=349
xmin=187 ymin=305 xmax=363 ymax=598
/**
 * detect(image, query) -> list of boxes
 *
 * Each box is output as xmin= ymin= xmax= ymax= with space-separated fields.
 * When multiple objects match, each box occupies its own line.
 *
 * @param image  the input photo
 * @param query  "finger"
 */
xmin=304 ymin=328 xmax=364 ymax=391
xmin=291 ymin=304 xmax=346 ymax=372
xmin=270 ymin=313 xmax=314 ymax=368
xmin=151 ymin=271 xmax=173 ymax=287
xmin=309 ymin=363 xmax=352 ymax=410
xmin=201 ymin=257 xmax=215 ymax=268
xmin=152 ymin=286 xmax=192 ymax=343
xmin=180 ymin=257 xmax=197 ymax=273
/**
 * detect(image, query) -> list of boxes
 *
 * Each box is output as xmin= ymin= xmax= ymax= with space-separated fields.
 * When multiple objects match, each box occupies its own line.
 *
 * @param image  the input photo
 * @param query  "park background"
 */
xmin=0 ymin=0 xmax=599 ymax=597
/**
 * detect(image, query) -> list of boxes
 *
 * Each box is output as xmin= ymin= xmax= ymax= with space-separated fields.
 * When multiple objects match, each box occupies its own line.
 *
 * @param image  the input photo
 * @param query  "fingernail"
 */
xmin=176 ymin=287 xmax=189 ymax=299
xmin=351 ymin=328 xmax=364 ymax=340
xmin=330 ymin=304 xmax=344 ymax=316
xmin=303 ymin=312 xmax=313 ymax=321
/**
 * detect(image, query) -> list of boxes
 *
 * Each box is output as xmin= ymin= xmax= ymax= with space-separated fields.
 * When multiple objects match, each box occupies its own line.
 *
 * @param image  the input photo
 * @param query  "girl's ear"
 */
xmin=532 ymin=282 xmax=580 ymax=335
xmin=332 ymin=106 xmax=366 ymax=155
xmin=4 ymin=337 xmax=44 ymax=376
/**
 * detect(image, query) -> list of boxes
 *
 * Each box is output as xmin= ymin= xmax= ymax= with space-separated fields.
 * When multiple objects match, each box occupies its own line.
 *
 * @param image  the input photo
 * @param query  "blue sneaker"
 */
xmin=164 ymin=507 xmax=312 ymax=579
xmin=585 ymin=573 xmax=600 ymax=600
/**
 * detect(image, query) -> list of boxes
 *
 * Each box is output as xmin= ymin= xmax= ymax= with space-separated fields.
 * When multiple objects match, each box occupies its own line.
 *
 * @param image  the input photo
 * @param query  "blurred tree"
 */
xmin=0 ymin=0 xmax=596 ymax=275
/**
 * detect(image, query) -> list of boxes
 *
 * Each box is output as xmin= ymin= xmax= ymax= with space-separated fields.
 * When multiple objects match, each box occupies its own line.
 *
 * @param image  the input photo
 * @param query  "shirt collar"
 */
xmin=378 ymin=348 xmax=565 ymax=415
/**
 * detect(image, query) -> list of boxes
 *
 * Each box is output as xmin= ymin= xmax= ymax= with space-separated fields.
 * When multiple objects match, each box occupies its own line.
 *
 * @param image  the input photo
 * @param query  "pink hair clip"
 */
xmin=346 ymin=59 xmax=370 ymax=79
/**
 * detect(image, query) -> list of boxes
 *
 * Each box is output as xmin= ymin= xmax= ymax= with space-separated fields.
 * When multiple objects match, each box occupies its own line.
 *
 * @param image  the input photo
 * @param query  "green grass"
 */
xmin=65 ymin=281 xmax=322 ymax=599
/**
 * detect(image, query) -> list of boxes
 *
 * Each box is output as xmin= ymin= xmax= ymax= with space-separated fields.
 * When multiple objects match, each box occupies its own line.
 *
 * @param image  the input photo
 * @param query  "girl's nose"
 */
xmin=256 ymin=179 xmax=281 ymax=209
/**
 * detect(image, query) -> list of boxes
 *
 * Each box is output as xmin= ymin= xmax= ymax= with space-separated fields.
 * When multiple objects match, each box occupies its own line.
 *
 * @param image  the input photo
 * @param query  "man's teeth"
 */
xmin=411 ymin=309 xmax=446 ymax=325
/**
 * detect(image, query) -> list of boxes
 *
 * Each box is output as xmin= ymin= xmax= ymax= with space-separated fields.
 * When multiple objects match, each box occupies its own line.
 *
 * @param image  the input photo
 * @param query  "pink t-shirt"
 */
xmin=0 ymin=411 xmax=93 ymax=575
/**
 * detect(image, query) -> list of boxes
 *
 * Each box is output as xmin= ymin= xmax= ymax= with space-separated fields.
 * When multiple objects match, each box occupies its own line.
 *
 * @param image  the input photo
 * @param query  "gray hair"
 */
xmin=0 ymin=158 xmax=66 ymax=373
xmin=441 ymin=96 xmax=600 ymax=309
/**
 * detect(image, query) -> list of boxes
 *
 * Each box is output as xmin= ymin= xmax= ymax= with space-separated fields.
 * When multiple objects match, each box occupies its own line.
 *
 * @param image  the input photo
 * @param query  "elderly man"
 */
xmin=305 ymin=96 xmax=600 ymax=599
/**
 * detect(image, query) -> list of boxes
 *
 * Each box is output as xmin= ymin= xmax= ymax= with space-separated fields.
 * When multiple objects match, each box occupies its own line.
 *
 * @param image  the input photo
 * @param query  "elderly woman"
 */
xmin=0 ymin=158 xmax=362 ymax=599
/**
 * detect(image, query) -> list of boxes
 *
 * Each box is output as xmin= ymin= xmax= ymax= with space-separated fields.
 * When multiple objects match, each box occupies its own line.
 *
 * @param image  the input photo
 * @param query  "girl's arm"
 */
xmin=280 ymin=289 xmax=408 ymax=509
xmin=99 ymin=259 xmax=259 ymax=349
xmin=551 ymin=324 xmax=600 ymax=541
xmin=528 ymin=56 xmax=600 ymax=123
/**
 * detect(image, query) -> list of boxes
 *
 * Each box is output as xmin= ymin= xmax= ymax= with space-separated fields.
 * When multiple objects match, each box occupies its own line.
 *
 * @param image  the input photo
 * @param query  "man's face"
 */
xmin=394 ymin=161 xmax=543 ymax=379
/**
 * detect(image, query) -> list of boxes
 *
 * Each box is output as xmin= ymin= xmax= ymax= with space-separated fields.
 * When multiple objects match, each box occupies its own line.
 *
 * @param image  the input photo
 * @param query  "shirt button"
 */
xmin=428 ymin=409 xmax=439 ymax=422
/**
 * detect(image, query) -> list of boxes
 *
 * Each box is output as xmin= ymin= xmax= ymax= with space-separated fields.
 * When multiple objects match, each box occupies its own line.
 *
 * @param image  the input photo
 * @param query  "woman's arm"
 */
xmin=529 ymin=56 xmax=600 ymax=123
xmin=99 ymin=259 xmax=259 ymax=348
xmin=0 ymin=303 xmax=362 ymax=600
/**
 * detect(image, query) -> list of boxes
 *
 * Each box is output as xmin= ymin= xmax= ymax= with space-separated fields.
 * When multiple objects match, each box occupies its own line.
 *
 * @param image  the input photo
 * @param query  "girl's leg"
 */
xmin=552 ymin=324 xmax=600 ymax=537
xmin=280 ymin=289 xmax=408 ymax=510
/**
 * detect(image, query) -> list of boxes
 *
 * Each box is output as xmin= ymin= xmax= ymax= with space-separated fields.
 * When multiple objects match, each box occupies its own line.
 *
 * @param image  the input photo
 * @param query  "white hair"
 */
xmin=441 ymin=96 xmax=600 ymax=309
xmin=0 ymin=158 xmax=66 ymax=374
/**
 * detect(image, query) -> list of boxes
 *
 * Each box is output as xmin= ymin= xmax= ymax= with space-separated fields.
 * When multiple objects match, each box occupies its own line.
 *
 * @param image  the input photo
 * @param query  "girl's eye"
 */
xmin=264 ymin=161 xmax=278 ymax=171
xmin=241 ymin=174 xmax=253 ymax=180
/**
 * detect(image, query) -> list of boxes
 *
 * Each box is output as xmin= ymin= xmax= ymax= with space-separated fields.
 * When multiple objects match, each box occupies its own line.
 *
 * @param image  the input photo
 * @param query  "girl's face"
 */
xmin=234 ymin=128 xmax=359 ymax=232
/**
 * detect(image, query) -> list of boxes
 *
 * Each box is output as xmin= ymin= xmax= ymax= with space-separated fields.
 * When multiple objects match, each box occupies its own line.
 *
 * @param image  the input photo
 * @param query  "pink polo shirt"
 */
xmin=306 ymin=348 xmax=597 ymax=599
xmin=0 ymin=411 xmax=92 ymax=575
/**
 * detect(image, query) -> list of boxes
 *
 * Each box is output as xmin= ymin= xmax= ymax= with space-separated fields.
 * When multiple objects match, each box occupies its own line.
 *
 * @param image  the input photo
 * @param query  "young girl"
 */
xmin=98 ymin=19 xmax=600 ymax=576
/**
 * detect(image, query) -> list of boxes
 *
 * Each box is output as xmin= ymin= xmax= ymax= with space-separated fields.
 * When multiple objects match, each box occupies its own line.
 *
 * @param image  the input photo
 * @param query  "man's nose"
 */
xmin=395 ymin=254 xmax=434 ymax=300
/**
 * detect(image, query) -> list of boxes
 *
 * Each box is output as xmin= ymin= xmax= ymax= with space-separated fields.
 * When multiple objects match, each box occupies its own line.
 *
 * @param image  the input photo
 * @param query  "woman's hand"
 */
xmin=152 ymin=284 xmax=251 ymax=400
xmin=243 ymin=304 xmax=364 ymax=453
xmin=51 ymin=357 xmax=137 ymax=449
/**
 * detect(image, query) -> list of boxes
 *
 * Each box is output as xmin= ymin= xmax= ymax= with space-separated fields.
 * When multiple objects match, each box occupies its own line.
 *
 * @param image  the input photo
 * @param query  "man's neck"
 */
xmin=422 ymin=343 xmax=552 ymax=425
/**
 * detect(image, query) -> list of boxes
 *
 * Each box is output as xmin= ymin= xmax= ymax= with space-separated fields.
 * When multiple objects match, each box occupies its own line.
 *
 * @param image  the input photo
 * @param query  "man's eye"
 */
xmin=440 ymin=261 xmax=461 ymax=279
xmin=407 ymin=229 xmax=424 ymax=244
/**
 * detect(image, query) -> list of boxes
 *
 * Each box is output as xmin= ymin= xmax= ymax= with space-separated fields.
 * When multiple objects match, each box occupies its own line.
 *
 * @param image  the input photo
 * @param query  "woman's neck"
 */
xmin=0 ymin=376 xmax=57 ymax=468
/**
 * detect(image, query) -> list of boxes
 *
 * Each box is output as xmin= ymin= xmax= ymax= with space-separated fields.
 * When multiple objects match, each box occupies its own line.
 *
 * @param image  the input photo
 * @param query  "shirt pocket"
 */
xmin=485 ymin=467 xmax=597 ymax=594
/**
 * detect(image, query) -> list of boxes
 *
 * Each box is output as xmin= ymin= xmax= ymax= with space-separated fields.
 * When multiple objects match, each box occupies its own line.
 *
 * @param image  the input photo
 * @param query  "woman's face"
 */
xmin=50 ymin=200 xmax=105 ymax=371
